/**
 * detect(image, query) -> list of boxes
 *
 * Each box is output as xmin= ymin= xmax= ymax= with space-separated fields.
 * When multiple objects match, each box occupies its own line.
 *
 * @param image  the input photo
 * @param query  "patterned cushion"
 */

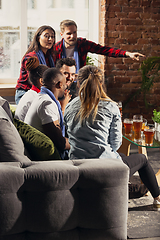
xmin=13 ymin=118 xmax=61 ymax=161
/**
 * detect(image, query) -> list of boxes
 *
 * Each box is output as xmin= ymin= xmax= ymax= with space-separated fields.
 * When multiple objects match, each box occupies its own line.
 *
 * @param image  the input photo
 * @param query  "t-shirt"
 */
xmin=64 ymin=96 xmax=122 ymax=161
xmin=65 ymin=47 xmax=74 ymax=58
xmin=24 ymin=93 xmax=60 ymax=133
xmin=15 ymin=89 xmax=38 ymax=122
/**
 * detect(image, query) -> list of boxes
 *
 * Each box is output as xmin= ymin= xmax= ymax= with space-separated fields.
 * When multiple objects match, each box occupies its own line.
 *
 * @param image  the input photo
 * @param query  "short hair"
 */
xmin=60 ymin=19 xmax=77 ymax=33
xmin=42 ymin=68 xmax=63 ymax=89
xmin=56 ymin=58 xmax=76 ymax=69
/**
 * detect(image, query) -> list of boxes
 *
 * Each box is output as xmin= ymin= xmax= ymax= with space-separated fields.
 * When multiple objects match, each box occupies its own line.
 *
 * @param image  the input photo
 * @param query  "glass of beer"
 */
xmin=144 ymin=124 xmax=155 ymax=146
xmin=123 ymin=118 xmax=133 ymax=135
xmin=133 ymin=115 xmax=143 ymax=142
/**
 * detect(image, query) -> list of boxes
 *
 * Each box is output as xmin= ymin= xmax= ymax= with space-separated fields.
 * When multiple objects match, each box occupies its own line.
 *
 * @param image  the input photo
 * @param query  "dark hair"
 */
xmin=60 ymin=19 xmax=77 ymax=33
xmin=56 ymin=57 xmax=76 ymax=69
xmin=42 ymin=68 xmax=63 ymax=90
xmin=25 ymin=25 xmax=55 ymax=56
xmin=77 ymin=65 xmax=112 ymax=123
xmin=26 ymin=57 xmax=49 ymax=86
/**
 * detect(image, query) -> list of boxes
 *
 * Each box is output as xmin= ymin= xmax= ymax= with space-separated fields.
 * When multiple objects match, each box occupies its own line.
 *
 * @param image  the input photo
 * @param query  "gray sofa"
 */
xmin=0 ymin=99 xmax=129 ymax=240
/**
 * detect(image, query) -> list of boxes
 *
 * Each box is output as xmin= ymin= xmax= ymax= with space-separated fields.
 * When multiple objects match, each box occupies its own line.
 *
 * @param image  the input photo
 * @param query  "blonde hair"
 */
xmin=77 ymin=65 xmax=113 ymax=124
xmin=60 ymin=19 xmax=77 ymax=33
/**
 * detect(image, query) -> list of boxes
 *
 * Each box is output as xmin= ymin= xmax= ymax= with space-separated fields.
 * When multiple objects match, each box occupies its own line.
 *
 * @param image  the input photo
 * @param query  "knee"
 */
xmin=139 ymin=154 xmax=148 ymax=165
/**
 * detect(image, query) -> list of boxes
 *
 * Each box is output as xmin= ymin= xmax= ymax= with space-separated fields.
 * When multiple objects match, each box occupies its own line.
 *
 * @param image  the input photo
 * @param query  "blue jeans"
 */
xmin=15 ymin=89 xmax=28 ymax=105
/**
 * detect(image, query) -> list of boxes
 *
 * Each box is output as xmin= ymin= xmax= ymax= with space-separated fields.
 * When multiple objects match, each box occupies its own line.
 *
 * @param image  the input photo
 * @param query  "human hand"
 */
xmin=59 ymin=89 xmax=72 ymax=113
xmin=125 ymin=51 xmax=145 ymax=61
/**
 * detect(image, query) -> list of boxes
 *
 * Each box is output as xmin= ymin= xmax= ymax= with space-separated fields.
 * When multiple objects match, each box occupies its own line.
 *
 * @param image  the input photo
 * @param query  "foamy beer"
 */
xmin=144 ymin=125 xmax=155 ymax=146
xmin=123 ymin=118 xmax=133 ymax=135
xmin=133 ymin=115 xmax=143 ymax=142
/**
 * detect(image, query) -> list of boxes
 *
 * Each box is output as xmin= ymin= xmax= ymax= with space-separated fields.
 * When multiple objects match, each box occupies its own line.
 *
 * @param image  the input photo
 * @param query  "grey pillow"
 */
xmin=0 ymin=97 xmax=13 ymax=121
xmin=0 ymin=106 xmax=31 ymax=165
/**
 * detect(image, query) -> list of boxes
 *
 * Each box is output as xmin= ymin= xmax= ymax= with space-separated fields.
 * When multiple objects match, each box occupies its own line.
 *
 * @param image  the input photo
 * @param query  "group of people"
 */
xmin=14 ymin=19 xmax=160 ymax=210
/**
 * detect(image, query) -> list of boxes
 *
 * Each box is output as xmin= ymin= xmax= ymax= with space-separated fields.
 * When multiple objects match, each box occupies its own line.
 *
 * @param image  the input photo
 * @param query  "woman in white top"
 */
xmin=15 ymin=57 xmax=48 ymax=121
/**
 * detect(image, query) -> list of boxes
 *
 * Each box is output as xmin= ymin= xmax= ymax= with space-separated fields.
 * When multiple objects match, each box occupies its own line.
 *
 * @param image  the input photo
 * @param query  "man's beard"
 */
xmin=64 ymin=39 xmax=76 ymax=46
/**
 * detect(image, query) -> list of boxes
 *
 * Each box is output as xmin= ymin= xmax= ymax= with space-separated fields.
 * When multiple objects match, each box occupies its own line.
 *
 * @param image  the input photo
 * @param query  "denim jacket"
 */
xmin=64 ymin=97 xmax=122 ymax=161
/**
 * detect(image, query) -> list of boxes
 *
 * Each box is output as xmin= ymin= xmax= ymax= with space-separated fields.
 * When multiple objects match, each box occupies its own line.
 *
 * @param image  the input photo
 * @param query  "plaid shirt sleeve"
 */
xmin=77 ymin=38 xmax=126 ymax=68
xmin=16 ymin=51 xmax=37 ymax=90
xmin=80 ymin=38 xmax=126 ymax=56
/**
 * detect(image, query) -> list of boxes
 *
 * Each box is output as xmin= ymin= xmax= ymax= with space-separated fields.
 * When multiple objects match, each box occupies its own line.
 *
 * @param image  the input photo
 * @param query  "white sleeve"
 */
xmin=38 ymin=99 xmax=60 ymax=125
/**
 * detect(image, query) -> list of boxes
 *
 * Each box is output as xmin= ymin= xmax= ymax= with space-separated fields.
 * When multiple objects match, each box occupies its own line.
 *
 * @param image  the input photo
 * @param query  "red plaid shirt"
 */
xmin=16 ymin=51 xmax=52 ymax=90
xmin=54 ymin=38 xmax=126 ymax=68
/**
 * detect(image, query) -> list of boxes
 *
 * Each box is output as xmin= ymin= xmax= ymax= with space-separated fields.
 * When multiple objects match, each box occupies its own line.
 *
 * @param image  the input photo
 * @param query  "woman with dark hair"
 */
xmin=15 ymin=56 xmax=48 ymax=121
xmin=64 ymin=65 xmax=160 ymax=210
xmin=15 ymin=25 xmax=55 ymax=104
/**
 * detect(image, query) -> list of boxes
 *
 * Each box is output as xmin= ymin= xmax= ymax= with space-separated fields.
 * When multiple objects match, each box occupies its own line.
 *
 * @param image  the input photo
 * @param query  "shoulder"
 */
xmin=100 ymin=100 xmax=119 ymax=113
xmin=22 ymin=51 xmax=37 ymax=62
xmin=66 ymin=96 xmax=80 ymax=109
xmin=64 ymin=97 xmax=80 ymax=118
xmin=77 ymin=37 xmax=87 ymax=44
xmin=54 ymin=39 xmax=63 ymax=48
xmin=38 ymin=94 xmax=58 ymax=109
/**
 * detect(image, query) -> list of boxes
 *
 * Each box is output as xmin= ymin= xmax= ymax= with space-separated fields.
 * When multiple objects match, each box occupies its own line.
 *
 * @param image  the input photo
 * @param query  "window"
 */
xmin=47 ymin=0 xmax=56 ymax=8
xmin=61 ymin=0 xmax=74 ymax=8
xmin=28 ymin=0 xmax=36 ymax=9
xmin=47 ymin=0 xmax=74 ymax=8
xmin=0 ymin=0 xmax=99 ymax=84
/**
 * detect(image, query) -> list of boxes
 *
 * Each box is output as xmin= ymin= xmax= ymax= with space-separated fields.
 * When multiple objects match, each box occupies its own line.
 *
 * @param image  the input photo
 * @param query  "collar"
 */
xmin=31 ymin=85 xmax=40 ymax=93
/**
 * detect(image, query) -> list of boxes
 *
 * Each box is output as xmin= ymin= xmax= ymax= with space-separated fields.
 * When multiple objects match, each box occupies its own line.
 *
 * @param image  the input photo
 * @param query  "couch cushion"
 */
xmin=0 ymin=106 xmax=31 ymax=165
xmin=13 ymin=118 xmax=61 ymax=161
xmin=0 ymin=96 xmax=13 ymax=121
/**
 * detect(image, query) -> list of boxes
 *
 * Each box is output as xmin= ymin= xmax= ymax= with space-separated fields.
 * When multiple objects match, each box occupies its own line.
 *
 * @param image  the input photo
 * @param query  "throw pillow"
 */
xmin=13 ymin=118 xmax=61 ymax=161
xmin=0 ymin=97 xmax=13 ymax=121
xmin=0 ymin=106 xmax=31 ymax=165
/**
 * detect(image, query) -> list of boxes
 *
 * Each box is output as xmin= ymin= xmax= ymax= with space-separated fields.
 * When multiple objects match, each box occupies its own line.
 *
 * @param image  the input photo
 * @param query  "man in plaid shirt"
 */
xmin=54 ymin=19 xmax=145 ymax=73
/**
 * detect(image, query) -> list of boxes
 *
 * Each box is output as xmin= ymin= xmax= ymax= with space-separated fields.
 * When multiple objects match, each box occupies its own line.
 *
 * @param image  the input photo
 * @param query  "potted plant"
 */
xmin=124 ymin=56 xmax=160 ymax=109
xmin=152 ymin=109 xmax=160 ymax=132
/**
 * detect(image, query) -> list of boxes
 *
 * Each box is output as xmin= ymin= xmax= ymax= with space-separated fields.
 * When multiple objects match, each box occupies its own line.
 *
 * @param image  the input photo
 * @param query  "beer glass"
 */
xmin=144 ymin=124 xmax=155 ymax=146
xmin=123 ymin=118 xmax=133 ymax=135
xmin=133 ymin=115 xmax=143 ymax=142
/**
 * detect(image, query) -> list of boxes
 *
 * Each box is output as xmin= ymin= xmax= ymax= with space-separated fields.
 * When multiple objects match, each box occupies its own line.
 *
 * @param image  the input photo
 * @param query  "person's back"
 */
xmin=64 ymin=96 xmax=122 ymax=160
xmin=24 ymin=93 xmax=59 ymax=133
xmin=15 ymin=89 xmax=38 ymax=121
xmin=64 ymin=65 xmax=122 ymax=160
xmin=15 ymin=57 xmax=48 ymax=121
